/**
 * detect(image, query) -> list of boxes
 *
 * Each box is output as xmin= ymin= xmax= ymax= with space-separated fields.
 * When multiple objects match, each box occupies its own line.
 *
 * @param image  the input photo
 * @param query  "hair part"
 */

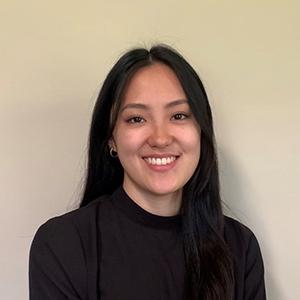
xmin=80 ymin=44 xmax=234 ymax=300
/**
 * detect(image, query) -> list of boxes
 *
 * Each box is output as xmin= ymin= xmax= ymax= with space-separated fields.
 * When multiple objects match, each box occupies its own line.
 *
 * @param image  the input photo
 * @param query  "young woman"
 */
xmin=29 ymin=45 xmax=266 ymax=300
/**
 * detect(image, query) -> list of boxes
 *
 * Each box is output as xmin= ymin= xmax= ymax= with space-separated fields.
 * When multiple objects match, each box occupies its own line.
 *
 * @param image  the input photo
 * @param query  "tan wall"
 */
xmin=1 ymin=1 xmax=299 ymax=299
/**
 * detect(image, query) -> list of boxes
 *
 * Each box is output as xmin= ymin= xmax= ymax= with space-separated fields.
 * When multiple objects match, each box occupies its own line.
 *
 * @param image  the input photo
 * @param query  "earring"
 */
xmin=109 ymin=147 xmax=118 ymax=158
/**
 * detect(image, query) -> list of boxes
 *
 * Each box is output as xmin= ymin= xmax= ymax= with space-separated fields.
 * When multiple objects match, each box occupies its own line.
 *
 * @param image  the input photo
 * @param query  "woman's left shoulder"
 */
xmin=223 ymin=216 xmax=257 ymax=247
xmin=224 ymin=217 xmax=265 ymax=277
xmin=224 ymin=216 xmax=260 ymax=256
xmin=223 ymin=216 xmax=265 ymax=269
xmin=223 ymin=218 xmax=266 ymax=298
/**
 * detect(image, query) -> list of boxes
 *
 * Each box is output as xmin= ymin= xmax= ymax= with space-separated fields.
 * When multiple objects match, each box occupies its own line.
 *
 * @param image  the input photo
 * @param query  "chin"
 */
xmin=146 ymin=183 xmax=181 ymax=196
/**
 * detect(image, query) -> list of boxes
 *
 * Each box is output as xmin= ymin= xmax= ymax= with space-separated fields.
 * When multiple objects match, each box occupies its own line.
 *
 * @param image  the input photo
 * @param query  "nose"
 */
xmin=147 ymin=124 xmax=173 ymax=148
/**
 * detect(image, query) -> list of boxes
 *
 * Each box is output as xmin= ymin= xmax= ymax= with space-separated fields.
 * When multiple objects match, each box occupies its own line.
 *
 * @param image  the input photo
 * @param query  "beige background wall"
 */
xmin=1 ymin=0 xmax=299 ymax=299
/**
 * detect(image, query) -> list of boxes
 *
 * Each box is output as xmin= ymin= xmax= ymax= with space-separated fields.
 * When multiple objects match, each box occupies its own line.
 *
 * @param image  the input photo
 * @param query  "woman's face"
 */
xmin=110 ymin=63 xmax=201 ymax=199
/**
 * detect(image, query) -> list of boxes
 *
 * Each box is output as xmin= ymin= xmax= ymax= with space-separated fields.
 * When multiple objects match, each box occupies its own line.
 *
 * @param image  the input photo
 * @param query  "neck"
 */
xmin=122 ymin=184 xmax=182 ymax=217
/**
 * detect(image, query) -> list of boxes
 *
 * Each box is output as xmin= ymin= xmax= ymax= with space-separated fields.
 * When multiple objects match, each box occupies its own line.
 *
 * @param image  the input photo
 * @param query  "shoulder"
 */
xmin=29 ymin=196 xmax=111 ymax=298
xmin=224 ymin=216 xmax=253 ymax=245
xmin=224 ymin=216 xmax=262 ymax=253
xmin=29 ymin=195 xmax=111 ymax=289
xmin=31 ymin=195 xmax=111 ymax=249
xmin=224 ymin=217 xmax=266 ymax=298
xmin=224 ymin=216 xmax=263 ymax=261
xmin=224 ymin=216 xmax=265 ymax=280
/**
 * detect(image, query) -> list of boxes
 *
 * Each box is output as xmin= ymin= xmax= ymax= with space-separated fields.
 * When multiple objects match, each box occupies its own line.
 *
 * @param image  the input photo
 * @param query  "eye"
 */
xmin=171 ymin=113 xmax=189 ymax=120
xmin=126 ymin=116 xmax=145 ymax=124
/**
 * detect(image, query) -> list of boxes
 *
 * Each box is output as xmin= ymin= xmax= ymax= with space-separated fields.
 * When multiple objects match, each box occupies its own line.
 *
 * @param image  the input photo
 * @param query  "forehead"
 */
xmin=121 ymin=63 xmax=187 ymax=106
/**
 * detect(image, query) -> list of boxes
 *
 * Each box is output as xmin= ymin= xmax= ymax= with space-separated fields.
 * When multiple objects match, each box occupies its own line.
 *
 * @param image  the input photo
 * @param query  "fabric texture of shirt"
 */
xmin=29 ymin=186 xmax=266 ymax=299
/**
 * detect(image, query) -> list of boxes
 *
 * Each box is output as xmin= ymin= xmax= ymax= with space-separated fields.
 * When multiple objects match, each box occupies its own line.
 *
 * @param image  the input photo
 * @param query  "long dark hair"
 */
xmin=80 ymin=45 xmax=234 ymax=300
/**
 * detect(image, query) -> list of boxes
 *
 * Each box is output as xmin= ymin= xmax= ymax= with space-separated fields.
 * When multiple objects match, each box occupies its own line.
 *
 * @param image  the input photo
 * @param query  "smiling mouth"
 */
xmin=143 ymin=156 xmax=179 ymax=166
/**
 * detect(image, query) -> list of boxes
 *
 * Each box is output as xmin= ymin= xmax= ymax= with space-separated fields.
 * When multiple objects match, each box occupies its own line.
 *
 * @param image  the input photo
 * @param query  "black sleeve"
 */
xmin=244 ymin=233 xmax=266 ymax=300
xmin=29 ymin=218 xmax=87 ymax=300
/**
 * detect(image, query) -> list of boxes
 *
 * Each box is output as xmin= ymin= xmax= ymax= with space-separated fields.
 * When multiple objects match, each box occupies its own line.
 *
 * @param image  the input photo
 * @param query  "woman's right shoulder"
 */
xmin=31 ymin=194 xmax=111 ymax=246
xmin=29 ymin=196 xmax=112 ymax=299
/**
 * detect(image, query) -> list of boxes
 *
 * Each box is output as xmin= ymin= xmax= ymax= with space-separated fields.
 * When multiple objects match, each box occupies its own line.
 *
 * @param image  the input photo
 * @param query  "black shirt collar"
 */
xmin=111 ymin=186 xmax=182 ymax=230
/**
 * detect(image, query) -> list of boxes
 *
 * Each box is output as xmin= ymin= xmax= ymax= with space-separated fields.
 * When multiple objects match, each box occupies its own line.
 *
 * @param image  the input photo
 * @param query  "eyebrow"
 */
xmin=120 ymin=99 xmax=189 ymax=112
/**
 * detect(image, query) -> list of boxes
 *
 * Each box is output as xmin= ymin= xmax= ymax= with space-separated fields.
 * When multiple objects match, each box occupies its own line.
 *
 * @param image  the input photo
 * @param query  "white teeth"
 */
xmin=144 ymin=156 xmax=177 ymax=166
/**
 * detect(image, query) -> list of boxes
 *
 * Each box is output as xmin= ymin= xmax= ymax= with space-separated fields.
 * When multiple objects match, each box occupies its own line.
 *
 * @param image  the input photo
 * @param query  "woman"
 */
xmin=29 ymin=45 xmax=266 ymax=300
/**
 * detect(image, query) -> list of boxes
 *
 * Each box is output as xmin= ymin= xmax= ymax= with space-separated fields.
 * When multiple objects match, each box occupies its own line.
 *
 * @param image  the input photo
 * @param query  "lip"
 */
xmin=142 ymin=155 xmax=180 ymax=172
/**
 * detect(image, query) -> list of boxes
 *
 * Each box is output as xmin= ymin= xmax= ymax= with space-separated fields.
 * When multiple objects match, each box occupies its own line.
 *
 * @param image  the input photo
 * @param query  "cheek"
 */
xmin=180 ymin=127 xmax=201 ymax=153
xmin=183 ymin=129 xmax=201 ymax=177
xmin=114 ymin=127 xmax=145 ymax=154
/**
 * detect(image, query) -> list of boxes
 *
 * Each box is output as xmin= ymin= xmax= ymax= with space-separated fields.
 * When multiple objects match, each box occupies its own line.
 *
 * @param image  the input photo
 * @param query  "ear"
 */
xmin=108 ymin=137 xmax=117 ymax=151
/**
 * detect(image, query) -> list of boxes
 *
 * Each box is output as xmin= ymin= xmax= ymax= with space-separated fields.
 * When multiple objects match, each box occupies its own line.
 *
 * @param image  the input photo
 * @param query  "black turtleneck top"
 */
xmin=29 ymin=187 xmax=266 ymax=299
